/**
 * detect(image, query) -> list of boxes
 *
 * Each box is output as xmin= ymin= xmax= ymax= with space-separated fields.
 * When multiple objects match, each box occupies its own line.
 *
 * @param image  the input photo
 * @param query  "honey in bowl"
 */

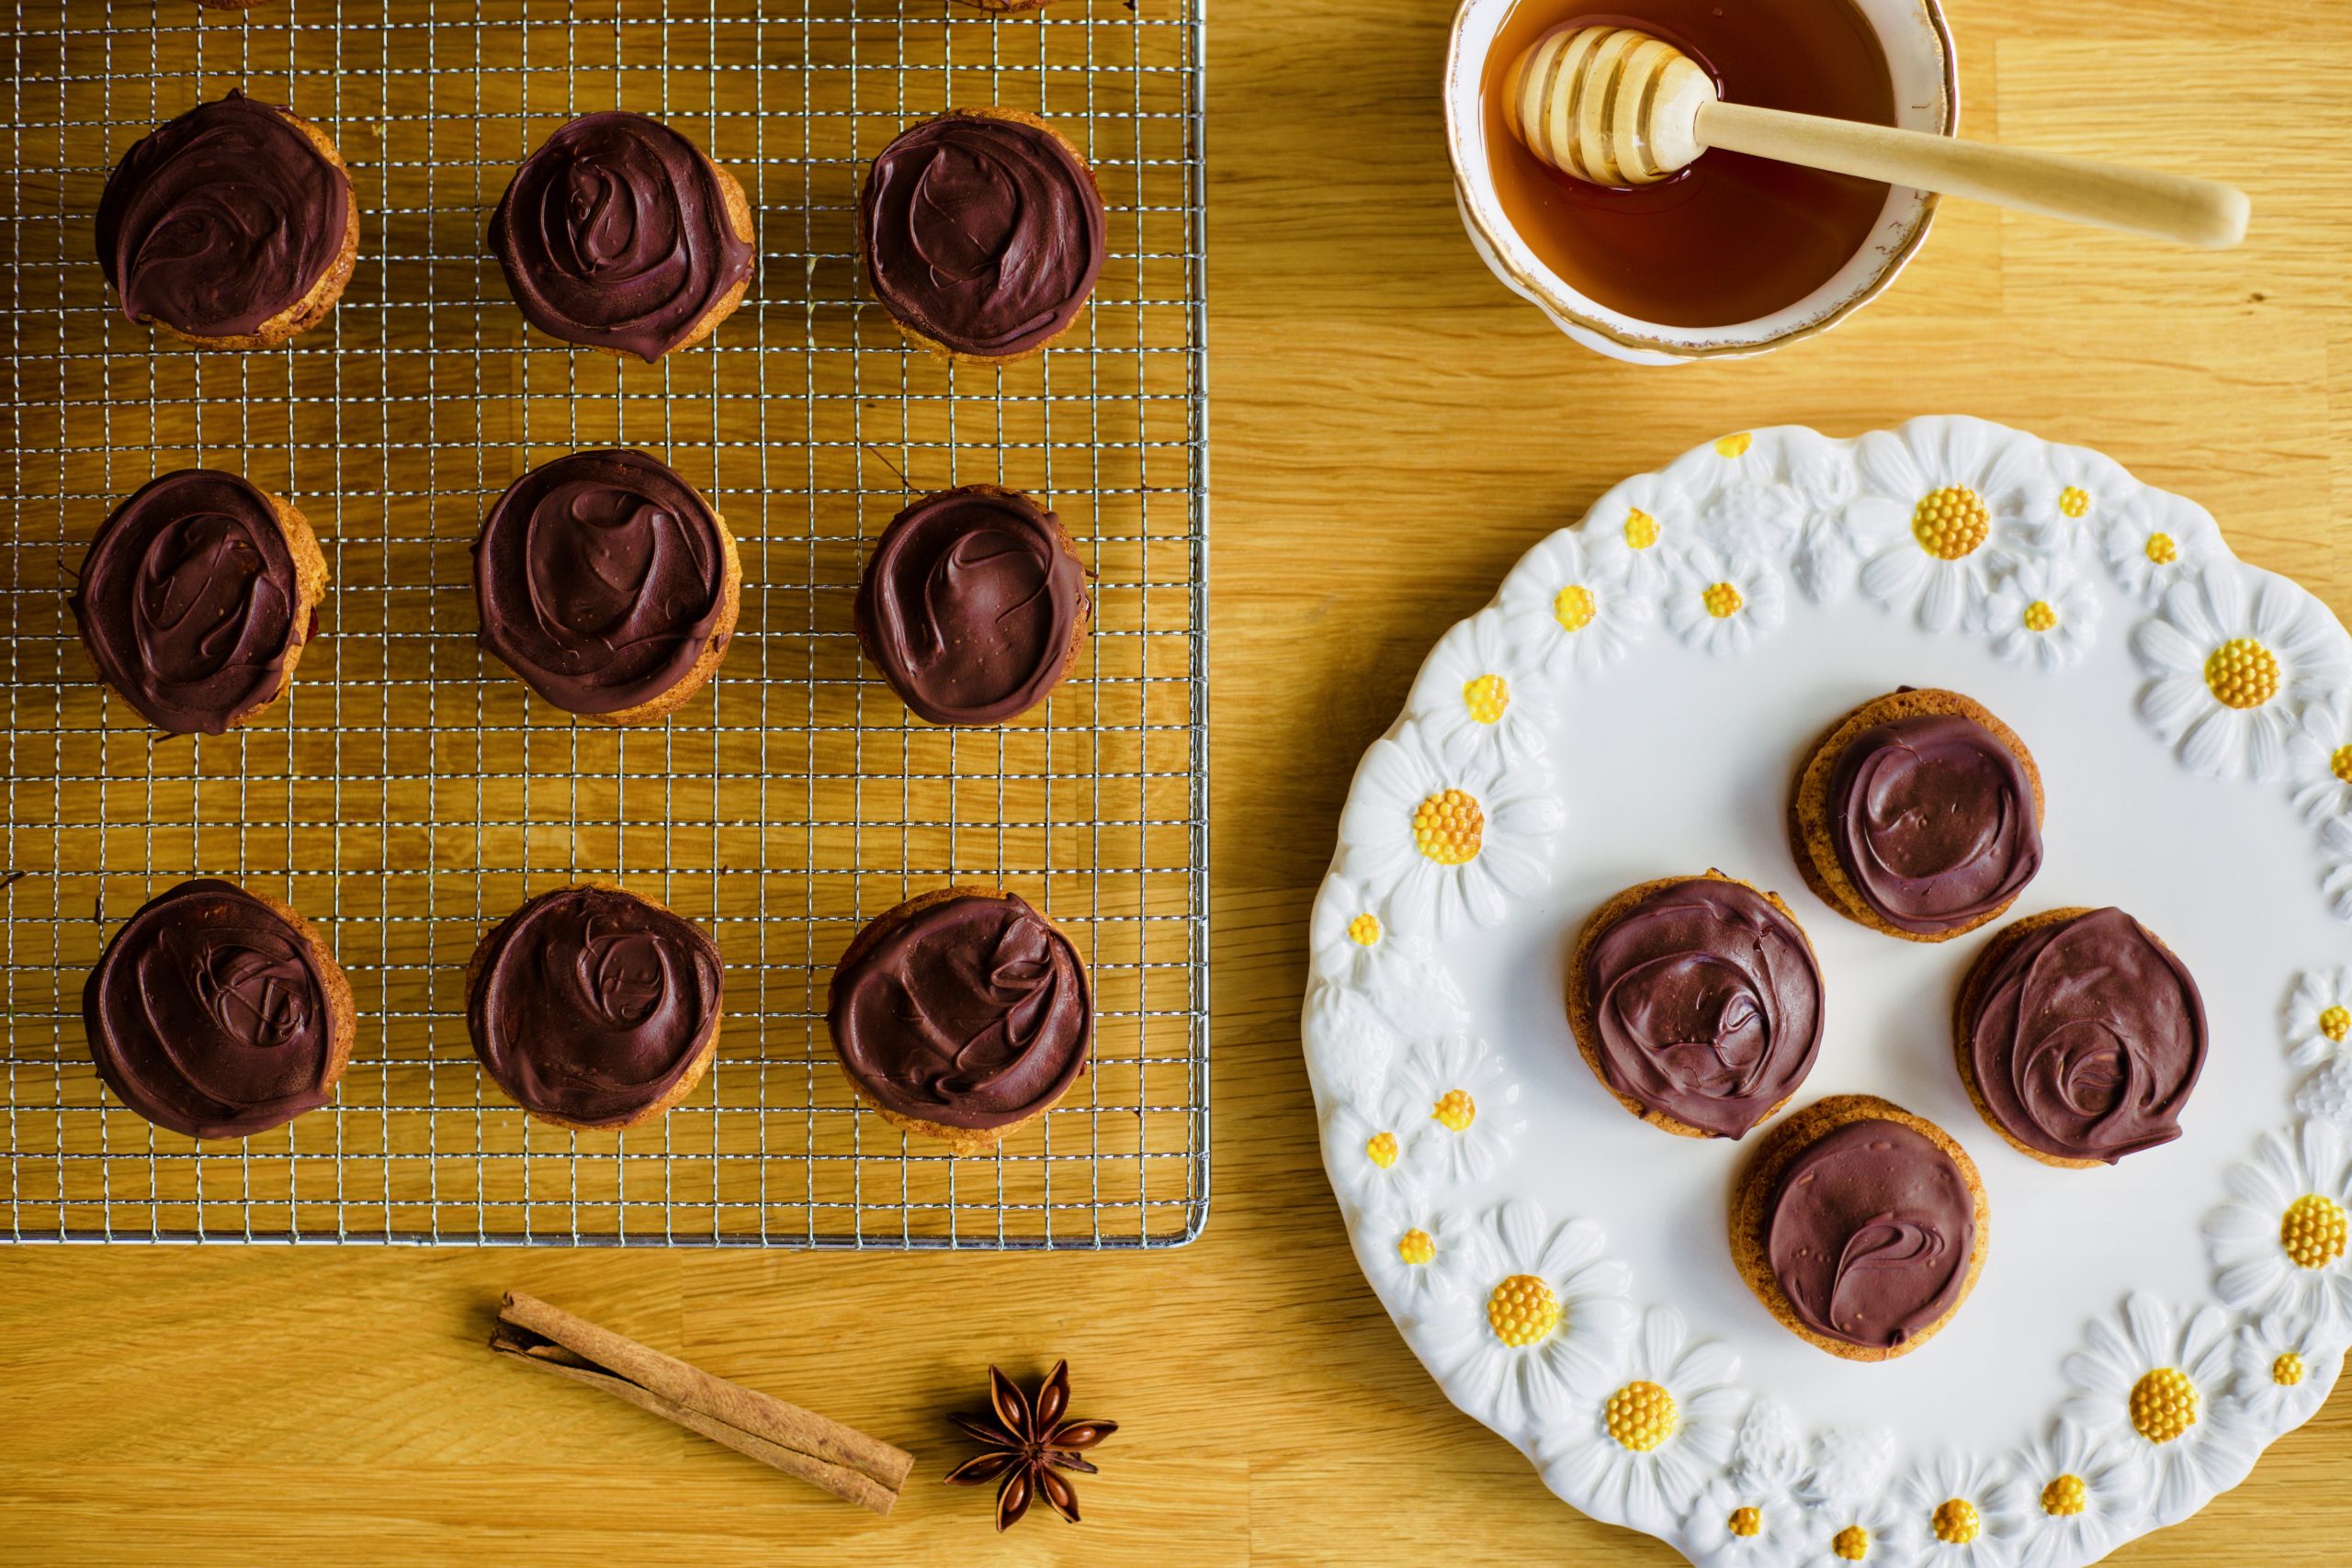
xmin=1480 ymin=0 xmax=1902 ymax=329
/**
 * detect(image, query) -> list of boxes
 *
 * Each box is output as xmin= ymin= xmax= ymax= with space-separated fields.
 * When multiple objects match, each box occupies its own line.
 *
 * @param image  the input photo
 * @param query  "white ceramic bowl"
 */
xmin=1444 ymin=0 xmax=1958 ymax=364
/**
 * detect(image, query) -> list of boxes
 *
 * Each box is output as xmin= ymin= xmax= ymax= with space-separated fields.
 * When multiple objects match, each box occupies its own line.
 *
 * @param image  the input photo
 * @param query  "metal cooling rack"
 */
xmin=0 ymin=0 xmax=1208 ymax=1246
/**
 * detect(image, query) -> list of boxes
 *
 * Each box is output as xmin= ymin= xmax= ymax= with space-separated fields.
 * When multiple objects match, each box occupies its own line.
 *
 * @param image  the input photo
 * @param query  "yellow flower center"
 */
xmin=2144 ymin=531 xmax=2177 ymax=565
xmin=1833 ymin=1525 xmax=1871 ymax=1561
xmin=1364 ymin=1130 xmax=1399 ymax=1169
xmin=1624 ymin=509 xmax=1660 ymax=550
xmin=2280 ymin=1192 xmax=2349 ymax=1269
xmin=2022 ymin=599 xmax=2058 ymax=633
xmin=1411 ymin=788 xmax=1484 ymax=866
xmin=2041 ymin=1474 xmax=2087 ymax=1517
xmin=1430 ymin=1089 xmax=1476 ymax=1133
xmin=2332 ymin=748 xmax=2352 ymax=786
xmin=1714 ymin=432 xmax=1753 ymax=458
xmin=1554 ymin=582 xmax=1597 ymax=633
xmin=1462 ymin=673 xmax=1510 ymax=726
xmin=1397 ymin=1227 xmax=1437 ymax=1266
xmin=2323 ymin=1003 xmax=2352 ymax=1042
xmin=2059 ymin=485 xmax=2092 ymax=519
xmin=1604 ymin=1379 xmax=1679 ymax=1451
xmin=1346 ymin=912 xmax=1382 ymax=947
xmin=1728 ymin=1506 xmax=1762 ymax=1539
xmin=2274 ymin=1349 xmax=2306 ymax=1387
xmin=2129 ymin=1367 xmax=2199 ymax=1443
xmin=1485 ymin=1273 xmax=1562 ymax=1348
xmin=1911 ymin=485 xmax=1992 ymax=560
xmin=1702 ymin=581 xmax=1744 ymax=619
xmin=1930 ymin=1498 xmax=1981 ymax=1545
xmin=2204 ymin=637 xmax=2281 ymax=709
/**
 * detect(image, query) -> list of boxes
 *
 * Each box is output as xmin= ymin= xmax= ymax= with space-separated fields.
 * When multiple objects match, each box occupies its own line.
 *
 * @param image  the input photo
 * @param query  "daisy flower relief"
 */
xmin=1683 ymin=1399 xmax=1808 ymax=1568
xmin=1850 ymin=417 xmax=2043 ymax=631
xmin=2203 ymin=1119 xmax=2352 ymax=1334
xmin=1797 ymin=1427 xmax=1904 ymax=1566
xmin=1336 ymin=724 xmax=1563 ymax=941
xmin=2132 ymin=563 xmax=2348 ymax=781
xmin=2287 ymin=701 xmax=2352 ymax=827
xmin=2104 ymin=490 xmax=2222 ymax=609
xmin=2284 ymin=967 xmax=2352 ymax=1123
xmin=2000 ymin=1421 xmax=2148 ymax=1568
xmin=2060 ymin=1294 xmax=2256 ymax=1526
xmin=1318 ymin=1085 xmax=1425 ymax=1213
xmin=1356 ymin=1185 xmax=1480 ymax=1320
xmin=1891 ymin=1452 xmax=2026 ymax=1568
xmin=1666 ymin=546 xmax=1787 ymax=658
xmin=1984 ymin=558 xmax=2102 ymax=673
xmin=1405 ymin=611 xmax=1555 ymax=769
xmin=1539 ymin=1305 xmax=1744 ymax=1536
xmin=1395 ymin=1034 xmax=1524 ymax=1185
xmin=2225 ymin=1312 xmax=2338 ymax=1434
xmin=2023 ymin=443 xmax=2141 ymax=565
xmin=1670 ymin=431 xmax=1806 ymax=558
xmin=1416 ymin=1199 xmax=1634 ymax=1432
xmin=1495 ymin=529 xmax=1653 ymax=681
xmin=1306 ymin=872 xmax=1469 ymax=1041
xmin=1585 ymin=469 xmax=1697 ymax=596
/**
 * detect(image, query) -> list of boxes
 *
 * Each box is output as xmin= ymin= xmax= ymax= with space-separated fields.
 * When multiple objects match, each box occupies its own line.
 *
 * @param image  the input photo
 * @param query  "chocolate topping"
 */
xmin=1767 ymin=1118 xmax=1977 ymax=1349
xmin=1582 ymin=879 xmax=1823 ymax=1138
xmin=82 ymin=879 xmax=341 ymax=1140
xmin=1963 ymin=907 xmax=2207 ymax=1163
xmin=473 ymin=449 xmax=729 ymax=716
xmin=860 ymin=112 xmax=1105 ymax=358
xmin=96 ymin=92 xmax=351 ymax=339
xmin=69 ymin=469 xmax=308 ymax=736
xmin=1829 ymin=713 xmax=2042 ymax=933
xmin=854 ymin=486 xmax=1088 ymax=726
xmin=468 ymin=886 xmax=724 ymax=1128
xmin=489 ymin=110 xmax=754 ymax=362
xmin=827 ymin=893 xmax=1091 ymax=1131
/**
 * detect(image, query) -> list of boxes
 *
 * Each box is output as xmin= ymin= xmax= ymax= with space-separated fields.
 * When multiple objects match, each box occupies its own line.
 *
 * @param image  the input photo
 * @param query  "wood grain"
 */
xmin=7 ymin=0 xmax=2352 ymax=1562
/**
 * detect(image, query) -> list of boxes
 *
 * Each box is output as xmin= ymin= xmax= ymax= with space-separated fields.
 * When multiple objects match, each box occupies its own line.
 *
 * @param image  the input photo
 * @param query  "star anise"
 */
xmin=943 ymin=1360 xmax=1117 ymax=1530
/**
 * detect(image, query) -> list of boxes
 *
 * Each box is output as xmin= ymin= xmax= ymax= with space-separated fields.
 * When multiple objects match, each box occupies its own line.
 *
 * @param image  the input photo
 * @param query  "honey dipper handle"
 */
xmin=1695 ymin=100 xmax=2249 ymax=249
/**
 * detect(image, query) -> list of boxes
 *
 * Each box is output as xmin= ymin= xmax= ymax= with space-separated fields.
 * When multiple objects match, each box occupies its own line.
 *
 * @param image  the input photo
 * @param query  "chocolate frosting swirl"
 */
xmin=69 ymin=469 xmax=308 ymax=736
xmin=82 ymin=879 xmax=341 ymax=1140
xmin=489 ymin=110 xmax=754 ymax=362
xmin=860 ymin=112 xmax=1105 ymax=357
xmin=1582 ymin=879 xmax=1823 ymax=1138
xmin=1767 ymin=1118 xmax=1976 ymax=1349
xmin=827 ymin=893 xmax=1091 ymax=1131
xmin=473 ymin=449 xmax=729 ymax=716
xmin=1829 ymin=713 xmax=2041 ymax=933
xmin=1963 ymin=907 xmax=2207 ymax=1163
xmin=854 ymin=486 xmax=1088 ymax=726
xmin=96 ymin=92 xmax=351 ymax=339
xmin=468 ymin=886 xmax=724 ymax=1128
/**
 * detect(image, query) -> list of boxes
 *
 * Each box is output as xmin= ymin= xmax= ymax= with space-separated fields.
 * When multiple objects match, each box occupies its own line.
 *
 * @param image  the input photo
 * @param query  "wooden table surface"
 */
xmin=9 ymin=0 xmax=2352 ymax=1562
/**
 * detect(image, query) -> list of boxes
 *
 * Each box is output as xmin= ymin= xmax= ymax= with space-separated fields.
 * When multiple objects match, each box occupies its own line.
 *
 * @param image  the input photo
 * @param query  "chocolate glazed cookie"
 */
xmin=489 ymin=110 xmax=755 ymax=362
xmin=69 ymin=469 xmax=330 ymax=736
xmin=473 ymin=449 xmax=741 ymax=722
xmin=466 ymin=884 xmax=725 ymax=1130
xmin=854 ymin=484 xmax=1091 ymax=726
xmin=826 ymin=887 xmax=1092 ymax=1154
xmin=96 ymin=92 xmax=358 ymax=349
xmin=1955 ymin=906 xmax=2208 ymax=1167
xmin=859 ymin=108 xmax=1105 ymax=362
xmin=82 ymin=879 xmax=356 ymax=1140
xmin=1567 ymin=873 xmax=1825 ymax=1139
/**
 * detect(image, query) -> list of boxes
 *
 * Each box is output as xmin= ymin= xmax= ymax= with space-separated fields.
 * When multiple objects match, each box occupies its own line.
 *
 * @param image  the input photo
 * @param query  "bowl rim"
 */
xmin=1442 ymin=0 xmax=1961 ymax=360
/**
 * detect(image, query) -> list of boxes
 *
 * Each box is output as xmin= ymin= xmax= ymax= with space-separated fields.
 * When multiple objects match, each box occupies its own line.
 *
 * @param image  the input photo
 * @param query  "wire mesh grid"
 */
xmin=0 ymin=0 xmax=1208 ymax=1246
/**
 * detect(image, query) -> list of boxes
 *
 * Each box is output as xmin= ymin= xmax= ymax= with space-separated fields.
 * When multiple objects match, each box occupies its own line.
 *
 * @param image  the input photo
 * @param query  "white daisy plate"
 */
xmin=1303 ymin=419 xmax=2352 ymax=1568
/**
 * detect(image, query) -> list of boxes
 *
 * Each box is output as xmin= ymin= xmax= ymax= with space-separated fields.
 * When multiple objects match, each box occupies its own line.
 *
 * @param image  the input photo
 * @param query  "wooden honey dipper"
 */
xmin=1503 ymin=26 xmax=2247 ymax=248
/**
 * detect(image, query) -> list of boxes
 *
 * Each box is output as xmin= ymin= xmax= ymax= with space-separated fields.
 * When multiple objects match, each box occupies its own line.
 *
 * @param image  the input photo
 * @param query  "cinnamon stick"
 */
xmin=490 ymin=1291 xmax=914 ymax=1514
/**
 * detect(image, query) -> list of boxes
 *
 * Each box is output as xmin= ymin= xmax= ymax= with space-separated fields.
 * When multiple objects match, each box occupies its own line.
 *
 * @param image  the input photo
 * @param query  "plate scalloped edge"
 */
xmin=1301 ymin=416 xmax=2352 ymax=1568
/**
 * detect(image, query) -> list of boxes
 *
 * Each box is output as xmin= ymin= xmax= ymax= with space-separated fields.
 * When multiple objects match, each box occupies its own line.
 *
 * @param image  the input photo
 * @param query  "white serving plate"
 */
xmin=1303 ymin=418 xmax=2352 ymax=1567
